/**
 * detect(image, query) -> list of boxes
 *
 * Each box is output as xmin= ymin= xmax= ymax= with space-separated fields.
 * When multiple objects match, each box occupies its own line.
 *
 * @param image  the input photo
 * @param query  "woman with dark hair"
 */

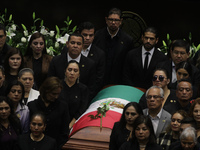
xmin=59 ymin=60 xmax=90 ymax=129
xmin=28 ymin=77 xmax=70 ymax=149
xmin=170 ymin=61 xmax=192 ymax=89
xmin=6 ymin=80 xmax=29 ymax=133
xmin=4 ymin=48 xmax=24 ymax=87
xmin=120 ymin=115 xmax=162 ymax=150
xmin=109 ymin=102 xmax=143 ymax=150
xmin=24 ymin=32 xmax=53 ymax=88
xmin=0 ymin=96 xmax=21 ymax=150
xmin=157 ymin=110 xmax=188 ymax=150
xmin=139 ymin=68 xmax=177 ymax=114
xmin=16 ymin=112 xmax=57 ymax=150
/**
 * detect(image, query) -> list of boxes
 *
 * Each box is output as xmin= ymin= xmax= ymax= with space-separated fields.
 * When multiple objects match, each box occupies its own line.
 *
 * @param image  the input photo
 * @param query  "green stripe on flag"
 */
xmin=91 ymin=85 xmax=144 ymax=103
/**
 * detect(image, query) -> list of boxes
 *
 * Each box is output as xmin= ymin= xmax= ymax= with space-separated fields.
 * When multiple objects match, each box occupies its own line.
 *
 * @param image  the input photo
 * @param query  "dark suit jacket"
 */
xmin=143 ymin=108 xmax=171 ymax=137
xmin=87 ymin=44 xmax=106 ymax=92
xmin=93 ymin=27 xmax=134 ymax=85
xmin=48 ymin=51 xmax=96 ymax=93
xmin=123 ymin=46 xmax=167 ymax=90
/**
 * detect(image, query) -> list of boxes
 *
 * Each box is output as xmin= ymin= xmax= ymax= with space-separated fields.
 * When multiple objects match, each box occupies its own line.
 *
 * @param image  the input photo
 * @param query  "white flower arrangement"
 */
xmin=0 ymin=8 xmax=77 ymax=56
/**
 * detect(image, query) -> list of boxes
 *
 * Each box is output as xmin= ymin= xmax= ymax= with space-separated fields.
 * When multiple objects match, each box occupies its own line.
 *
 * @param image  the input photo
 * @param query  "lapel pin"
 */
xmin=121 ymin=41 xmax=123 ymax=44
xmin=170 ymin=100 xmax=173 ymax=103
xmin=162 ymin=120 xmax=166 ymax=123
xmin=82 ymin=65 xmax=85 ymax=67
xmin=90 ymin=54 xmax=93 ymax=56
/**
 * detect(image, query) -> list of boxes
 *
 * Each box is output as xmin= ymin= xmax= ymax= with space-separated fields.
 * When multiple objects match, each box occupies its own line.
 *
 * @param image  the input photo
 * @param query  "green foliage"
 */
xmin=159 ymin=32 xmax=200 ymax=59
xmin=88 ymin=104 xmax=109 ymax=119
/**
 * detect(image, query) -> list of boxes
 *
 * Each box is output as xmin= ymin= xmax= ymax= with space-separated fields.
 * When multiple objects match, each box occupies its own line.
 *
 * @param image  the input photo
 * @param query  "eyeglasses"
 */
xmin=152 ymin=75 xmax=166 ymax=82
xmin=107 ymin=18 xmax=121 ymax=23
xmin=146 ymin=95 xmax=162 ymax=100
xmin=171 ymin=118 xmax=181 ymax=123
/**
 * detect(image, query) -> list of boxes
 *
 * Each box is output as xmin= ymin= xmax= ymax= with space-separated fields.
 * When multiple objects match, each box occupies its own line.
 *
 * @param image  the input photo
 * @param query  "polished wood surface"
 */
xmin=63 ymin=127 xmax=112 ymax=150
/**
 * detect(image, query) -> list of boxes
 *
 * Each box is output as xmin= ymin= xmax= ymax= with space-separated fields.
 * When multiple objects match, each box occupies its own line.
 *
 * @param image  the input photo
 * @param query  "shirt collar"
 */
xmin=67 ymin=53 xmax=81 ymax=63
xmin=107 ymin=27 xmax=119 ymax=38
xmin=142 ymin=46 xmax=155 ymax=55
xmin=147 ymin=108 xmax=163 ymax=119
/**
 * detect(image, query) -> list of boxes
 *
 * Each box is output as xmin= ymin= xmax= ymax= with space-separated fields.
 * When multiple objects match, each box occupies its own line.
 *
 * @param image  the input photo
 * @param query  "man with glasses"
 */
xmin=123 ymin=27 xmax=167 ymax=90
xmin=143 ymin=86 xmax=171 ymax=137
xmin=157 ymin=39 xmax=200 ymax=98
xmin=93 ymin=8 xmax=134 ymax=85
xmin=0 ymin=23 xmax=11 ymax=65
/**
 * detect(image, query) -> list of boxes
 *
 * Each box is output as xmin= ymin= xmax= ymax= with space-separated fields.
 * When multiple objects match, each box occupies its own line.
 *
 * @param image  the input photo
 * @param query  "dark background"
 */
xmin=1 ymin=0 xmax=200 ymax=47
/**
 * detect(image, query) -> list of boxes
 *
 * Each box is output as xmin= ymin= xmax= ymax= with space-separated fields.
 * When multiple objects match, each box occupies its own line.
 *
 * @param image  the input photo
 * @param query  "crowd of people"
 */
xmin=0 ymin=7 xmax=200 ymax=150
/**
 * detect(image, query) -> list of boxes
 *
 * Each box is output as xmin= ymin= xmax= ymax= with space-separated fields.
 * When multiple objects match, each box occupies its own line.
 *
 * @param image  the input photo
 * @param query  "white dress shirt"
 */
xmin=142 ymin=46 xmax=155 ymax=68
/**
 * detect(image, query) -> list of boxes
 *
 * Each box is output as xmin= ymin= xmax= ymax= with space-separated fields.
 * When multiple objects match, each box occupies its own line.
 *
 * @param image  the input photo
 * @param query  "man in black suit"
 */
xmin=78 ymin=22 xmax=106 ymax=93
xmin=93 ymin=8 xmax=134 ymax=85
xmin=48 ymin=33 xmax=96 ymax=96
xmin=123 ymin=27 xmax=167 ymax=90
xmin=157 ymin=39 xmax=200 ymax=98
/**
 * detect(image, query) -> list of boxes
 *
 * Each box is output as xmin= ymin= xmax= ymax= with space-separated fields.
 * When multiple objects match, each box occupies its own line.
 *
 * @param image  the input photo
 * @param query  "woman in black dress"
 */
xmin=120 ymin=115 xmax=162 ymax=150
xmin=28 ymin=77 xmax=70 ymax=149
xmin=59 ymin=60 xmax=90 ymax=129
xmin=0 ymin=96 xmax=21 ymax=150
xmin=109 ymin=102 xmax=143 ymax=150
xmin=16 ymin=112 xmax=57 ymax=150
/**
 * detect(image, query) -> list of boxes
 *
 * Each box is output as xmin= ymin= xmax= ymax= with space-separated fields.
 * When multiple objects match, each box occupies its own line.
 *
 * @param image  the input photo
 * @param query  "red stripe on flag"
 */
xmin=70 ymin=110 xmax=122 ymax=137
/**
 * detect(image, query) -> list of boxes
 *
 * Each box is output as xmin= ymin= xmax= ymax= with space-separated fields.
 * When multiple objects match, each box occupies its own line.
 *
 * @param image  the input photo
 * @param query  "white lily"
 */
xmin=57 ymin=33 xmax=69 ymax=44
xmin=49 ymin=31 xmax=55 ymax=37
xmin=40 ymin=26 xmax=48 ymax=35
xmin=6 ymin=27 xmax=16 ymax=39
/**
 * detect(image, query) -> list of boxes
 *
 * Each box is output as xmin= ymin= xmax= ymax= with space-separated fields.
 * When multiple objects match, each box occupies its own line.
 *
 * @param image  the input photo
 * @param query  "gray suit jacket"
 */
xmin=143 ymin=108 xmax=171 ymax=137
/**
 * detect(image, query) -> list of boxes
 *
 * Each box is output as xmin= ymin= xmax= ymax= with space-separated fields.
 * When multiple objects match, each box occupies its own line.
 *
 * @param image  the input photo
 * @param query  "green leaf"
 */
xmin=189 ymin=32 xmax=192 ymax=41
xmin=162 ymin=40 xmax=167 ymax=47
xmin=33 ymin=12 xmax=35 ymax=20
xmin=67 ymin=16 xmax=70 ymax=22
xmin=68 ymin=20 xmax=72 ymax=25
xmin=40 ymin=20 xmax=44 ymax=27
xmin=55 ymin=25 xmax=60 ymax=39
xmin=196 ymin=44 xmax=200 ymax=51
xmin=9 ymin=14 xmax=12 ymax=22
xmin=21 ymin=24 xmax=27 ymax=30
xmin=5 ymin=8 xmax=7 ymax=14
xmin=167 ymin=33 xmax=170 ymax=41
xmin=72 ymin=26 xmax=77 ymax=32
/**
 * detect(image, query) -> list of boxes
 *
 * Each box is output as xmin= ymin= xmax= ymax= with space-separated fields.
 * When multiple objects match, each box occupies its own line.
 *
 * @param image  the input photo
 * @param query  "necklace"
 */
xmin=30 ymin=133 xmax=44 ymax=142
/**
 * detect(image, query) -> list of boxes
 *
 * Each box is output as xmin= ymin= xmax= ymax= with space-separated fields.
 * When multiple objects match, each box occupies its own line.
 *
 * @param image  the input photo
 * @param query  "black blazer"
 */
xmin=87 ymin=44 xmax=106 ymax=92
xmin=48 ymin=51 xmax=96 ymax=93
xmin=123 ymin=46 xmax=167 ymax=90
xmin=93 ymin=27 xmax=134 ymax=85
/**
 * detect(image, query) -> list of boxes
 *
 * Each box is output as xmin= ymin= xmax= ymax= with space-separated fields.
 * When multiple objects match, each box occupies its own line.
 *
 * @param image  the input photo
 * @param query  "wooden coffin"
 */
xmin=63 ymin=127 xmax=111 ymax=150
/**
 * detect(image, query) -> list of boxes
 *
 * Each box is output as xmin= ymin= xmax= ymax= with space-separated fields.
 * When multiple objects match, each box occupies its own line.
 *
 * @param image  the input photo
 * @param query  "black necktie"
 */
xmin=144 ymin=52 xmax=150 ymax=73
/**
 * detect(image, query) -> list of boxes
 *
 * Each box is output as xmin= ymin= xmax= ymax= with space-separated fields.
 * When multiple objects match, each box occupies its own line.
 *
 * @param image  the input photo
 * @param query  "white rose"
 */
xmin=21 ymin=37 xmax=27 ymax=43
xmin=11 ymin=24 xmax=16 ymax=31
